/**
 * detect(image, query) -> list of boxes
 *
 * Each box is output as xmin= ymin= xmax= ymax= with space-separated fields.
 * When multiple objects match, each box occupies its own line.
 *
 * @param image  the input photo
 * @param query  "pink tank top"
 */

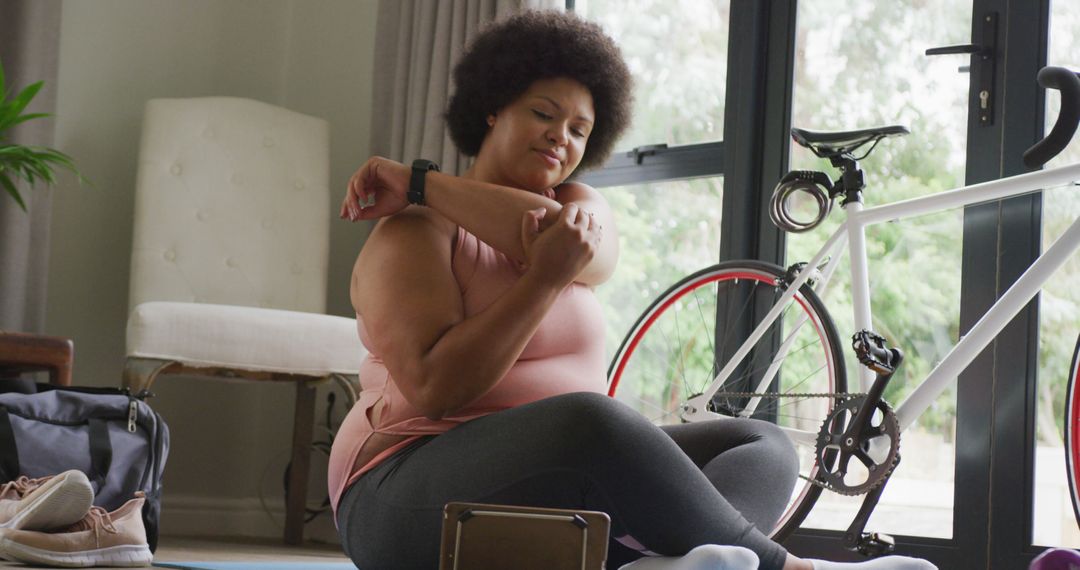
xmin=327 ymin=226 xmax=607 ymax=515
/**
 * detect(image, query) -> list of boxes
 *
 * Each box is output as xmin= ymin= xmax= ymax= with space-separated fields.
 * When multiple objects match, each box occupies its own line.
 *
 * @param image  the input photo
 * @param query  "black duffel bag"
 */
xmin=0 ymin=383 xmax=169 ymax=551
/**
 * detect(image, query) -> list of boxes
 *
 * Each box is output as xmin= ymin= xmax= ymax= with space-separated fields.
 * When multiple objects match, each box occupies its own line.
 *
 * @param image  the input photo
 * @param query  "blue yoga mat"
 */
xmin=155 ymin=563 xmax=356 ymax=570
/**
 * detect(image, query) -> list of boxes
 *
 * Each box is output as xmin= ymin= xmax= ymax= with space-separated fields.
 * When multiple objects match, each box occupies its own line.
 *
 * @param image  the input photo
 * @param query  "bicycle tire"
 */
xmin=1066 ymin=333 xmax=1080 ymax=529
xmin=607 ymin=260 xmax=847 ymax=541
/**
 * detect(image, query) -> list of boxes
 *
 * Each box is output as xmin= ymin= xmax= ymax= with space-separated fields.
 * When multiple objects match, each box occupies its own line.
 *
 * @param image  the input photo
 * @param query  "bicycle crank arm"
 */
xmin=845 ymin=331 xmax=904 ymax=445
xmin=842 ymin=461 xmax=899 ymax=557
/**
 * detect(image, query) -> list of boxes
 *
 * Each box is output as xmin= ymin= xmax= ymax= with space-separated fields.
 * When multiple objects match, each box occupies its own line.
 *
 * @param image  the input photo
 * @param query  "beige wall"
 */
xmin=47 ymin=0 xmax=379 ymax=541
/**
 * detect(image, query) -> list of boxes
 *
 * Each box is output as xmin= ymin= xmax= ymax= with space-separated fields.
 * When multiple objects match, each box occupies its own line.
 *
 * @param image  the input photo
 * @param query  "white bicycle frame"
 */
xmin=682 ymin=161 xmax=1080 ymax=450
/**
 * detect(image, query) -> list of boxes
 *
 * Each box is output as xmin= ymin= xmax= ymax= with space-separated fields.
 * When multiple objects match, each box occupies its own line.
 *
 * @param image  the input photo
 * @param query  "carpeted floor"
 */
xmin=0 ymin=535 xmax=352 ymax=570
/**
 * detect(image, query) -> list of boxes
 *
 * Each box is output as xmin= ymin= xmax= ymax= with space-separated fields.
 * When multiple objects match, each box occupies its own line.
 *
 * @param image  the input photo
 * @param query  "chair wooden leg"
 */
xmin=122 ymin=357 xmax=174 ymax=393
xmin=284 ymin=380 xmax=316 ymax=545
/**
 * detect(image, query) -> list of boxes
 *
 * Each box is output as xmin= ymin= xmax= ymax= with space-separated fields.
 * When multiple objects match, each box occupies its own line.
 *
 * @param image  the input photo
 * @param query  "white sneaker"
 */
xmin=619 ymin=544 xmax=760 ymax=569
xmin=0 ymin=470 xmax=94 ymax=531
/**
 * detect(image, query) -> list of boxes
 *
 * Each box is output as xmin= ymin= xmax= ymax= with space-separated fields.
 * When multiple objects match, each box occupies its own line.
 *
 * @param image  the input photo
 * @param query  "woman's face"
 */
xmin=477 ymin=77 xmax=595 ymax=192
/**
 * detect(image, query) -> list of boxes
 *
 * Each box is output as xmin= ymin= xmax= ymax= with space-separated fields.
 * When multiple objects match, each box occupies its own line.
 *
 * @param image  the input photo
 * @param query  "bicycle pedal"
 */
xmin=851 ymin=532 xmax=895 ymax=557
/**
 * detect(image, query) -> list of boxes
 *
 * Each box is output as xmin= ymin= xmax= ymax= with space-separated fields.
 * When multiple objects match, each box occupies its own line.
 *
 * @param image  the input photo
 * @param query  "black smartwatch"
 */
xmin=408 ymin=159 xmax=440 ymax=206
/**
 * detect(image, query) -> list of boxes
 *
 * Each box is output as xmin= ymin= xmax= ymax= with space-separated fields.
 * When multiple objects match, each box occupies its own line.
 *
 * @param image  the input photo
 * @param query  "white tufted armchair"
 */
xmin=123 ymin=97 xmax=364 ymax=545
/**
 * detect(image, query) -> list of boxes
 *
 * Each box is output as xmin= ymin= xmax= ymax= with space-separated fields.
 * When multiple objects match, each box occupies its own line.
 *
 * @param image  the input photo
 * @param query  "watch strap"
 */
xmin=408 ymin=159 xmax=440 ymax=206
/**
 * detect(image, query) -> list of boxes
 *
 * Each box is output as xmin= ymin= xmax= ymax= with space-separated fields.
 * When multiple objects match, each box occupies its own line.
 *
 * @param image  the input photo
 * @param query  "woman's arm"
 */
xmin=353 ymin=204 xmax=598 ymax=420
xmin=424 ymin=176 xmax=618 ymax=286
xmin=546 ymin=181 xmax=619 ymax=285
xmin=340 ymin=157 xmax=618 ymax=286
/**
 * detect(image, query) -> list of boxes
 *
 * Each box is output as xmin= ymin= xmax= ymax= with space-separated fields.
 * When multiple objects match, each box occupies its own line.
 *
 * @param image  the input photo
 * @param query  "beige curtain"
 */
xmin=370 ymin=0 xmax=564 ymax=175
xmin=0 ymin=0 xmax=63 ymax=334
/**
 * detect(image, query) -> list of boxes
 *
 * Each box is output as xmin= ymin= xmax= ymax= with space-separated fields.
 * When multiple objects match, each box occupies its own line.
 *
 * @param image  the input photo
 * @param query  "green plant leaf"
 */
xmin=36 ymin=161 xmax=57 ymax=185
xmin=0 ymin=146 xmax=93 ymax=190
xmin=11 ymin=81 xmax=43 ymax=111
xmin=37 ymin=146 xmax=76 ymax=164
xmin=0 ymin=144 xmax=28 ymax=157
xmin=17 ymin=158 xmax=45 ymax=185
xmin=15 ymin=161 xmax=38 ymax=186
xmin=0 ymin=66 xmax=94 ymax=209
xmin=21 ymin=156 xmax=53 ymax=185
xmin=44 ymin=155 xmax=82 ymax=180
xmin=26 ymin=145 xmax=63 ymax=167
xmin=1 ymin=150 xmax=89 ymax=208
xmin=5 ymin=112 xmax=52 ymax=130
xmin=35 ymin=159 xmax=57 ymax=185
xmin=0 ymin=147 xmax=37 ymax=161
xmin=0 ymin=172 xmax=27 ymax=212
xmin=0 ymin=80 xmax=43 ymax=130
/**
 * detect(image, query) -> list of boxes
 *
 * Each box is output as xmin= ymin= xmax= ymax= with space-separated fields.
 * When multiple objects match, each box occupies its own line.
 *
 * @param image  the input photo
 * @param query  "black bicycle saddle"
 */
xmin=791 ymin=125 xmax=910 ymax=158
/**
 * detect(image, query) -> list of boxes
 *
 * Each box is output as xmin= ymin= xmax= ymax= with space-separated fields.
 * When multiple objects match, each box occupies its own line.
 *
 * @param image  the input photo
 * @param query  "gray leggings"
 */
xmin=336 ymin=391 xmax=798 ymax=570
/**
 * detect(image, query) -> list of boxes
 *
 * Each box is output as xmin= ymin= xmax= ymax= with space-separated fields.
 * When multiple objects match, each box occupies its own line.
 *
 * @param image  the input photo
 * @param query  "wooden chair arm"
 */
xmin=0 ymin=332 xmax=75 ymax=386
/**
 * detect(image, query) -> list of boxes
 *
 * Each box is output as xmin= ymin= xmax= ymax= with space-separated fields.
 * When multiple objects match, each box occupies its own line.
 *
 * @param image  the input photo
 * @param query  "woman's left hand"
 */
xmin=340 ymin=156 xmax=411 ymax=221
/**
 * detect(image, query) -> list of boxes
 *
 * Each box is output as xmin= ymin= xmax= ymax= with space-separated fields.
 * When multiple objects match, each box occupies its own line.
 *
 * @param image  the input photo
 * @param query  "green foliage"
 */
xmin=596 ymin=177 xmax=724 ymax=357
xmin=591 ymin=0 xmax=729 ymax=150
xmin=0 ymin=58 xmax=90 ymax=212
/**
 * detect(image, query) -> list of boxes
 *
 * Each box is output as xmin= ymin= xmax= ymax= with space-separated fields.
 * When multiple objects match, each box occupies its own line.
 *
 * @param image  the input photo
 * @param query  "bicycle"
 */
xmin=606 ymin=66 xmax=1080 ymax=553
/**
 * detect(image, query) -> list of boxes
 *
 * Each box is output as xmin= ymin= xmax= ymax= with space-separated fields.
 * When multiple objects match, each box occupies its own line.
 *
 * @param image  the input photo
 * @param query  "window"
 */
xmin=573 ymin=0 xmax=731 ymax=359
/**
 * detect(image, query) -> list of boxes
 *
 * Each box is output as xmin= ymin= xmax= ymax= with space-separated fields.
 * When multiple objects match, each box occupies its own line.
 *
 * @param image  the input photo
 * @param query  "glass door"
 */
xmin=787 ymin=0 xmax=973 ymax=539
xmin=1033 ymin=0 xmax=1080 ymax=549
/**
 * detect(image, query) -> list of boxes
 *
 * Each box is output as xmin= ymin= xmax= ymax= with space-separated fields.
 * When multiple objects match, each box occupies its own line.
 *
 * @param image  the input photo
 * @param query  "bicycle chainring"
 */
xmin=813 ymin=396 xmax=900 ymax=496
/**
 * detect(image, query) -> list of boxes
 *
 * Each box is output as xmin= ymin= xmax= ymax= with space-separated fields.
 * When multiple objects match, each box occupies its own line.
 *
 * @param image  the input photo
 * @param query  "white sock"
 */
xmin=808 ymin=556 xmax=938 ymax=570
xmin=618 ymin=544 xmax=760 ymax=570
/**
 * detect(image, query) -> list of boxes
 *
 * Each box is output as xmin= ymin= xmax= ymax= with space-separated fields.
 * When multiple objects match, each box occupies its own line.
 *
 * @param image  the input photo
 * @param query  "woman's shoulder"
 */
xmin=553 ymin=181 xmax=603 ymax=204
xmin=353 ymin=207 xmax=458 ymax=285
xmin=350 ymin=207 xmax=461 ymax=310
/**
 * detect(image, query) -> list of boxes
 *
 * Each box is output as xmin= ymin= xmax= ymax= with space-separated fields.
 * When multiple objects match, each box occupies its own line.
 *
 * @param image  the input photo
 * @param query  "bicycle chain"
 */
xmin=714 ymin=391 xmax=867 ymax=400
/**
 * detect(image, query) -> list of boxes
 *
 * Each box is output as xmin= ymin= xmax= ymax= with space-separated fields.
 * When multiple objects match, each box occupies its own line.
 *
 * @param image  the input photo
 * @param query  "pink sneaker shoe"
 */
xmin=0 ymin=474 xmax=55 ymax=501
xmin=0 ymin=492 xmax=152 ymax=568
xmin=0 ymin=470 xmax=94 ymax=531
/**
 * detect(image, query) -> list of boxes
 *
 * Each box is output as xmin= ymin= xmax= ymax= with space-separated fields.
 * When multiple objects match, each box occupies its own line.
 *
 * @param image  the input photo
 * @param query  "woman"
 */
xmin=330 ymin=10 xmax=936 ymax=570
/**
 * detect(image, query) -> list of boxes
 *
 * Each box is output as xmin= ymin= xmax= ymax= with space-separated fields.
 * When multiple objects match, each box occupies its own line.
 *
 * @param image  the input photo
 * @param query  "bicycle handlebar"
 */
xmin=1023 ymin=66 xmax=1080 ymax=169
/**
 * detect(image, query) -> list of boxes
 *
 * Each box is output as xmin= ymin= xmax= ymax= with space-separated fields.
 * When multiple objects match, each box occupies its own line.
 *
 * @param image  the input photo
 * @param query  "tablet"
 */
xmin=439 ymin=502 xmax=611 ymax=570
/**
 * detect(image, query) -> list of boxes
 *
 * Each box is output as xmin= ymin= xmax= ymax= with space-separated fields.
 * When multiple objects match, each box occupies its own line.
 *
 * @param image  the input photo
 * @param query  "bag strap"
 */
xmin=87 ymin=418 xmax=112 ymax=490
xmin=0 ymin=407 xmax=110 ymax=486
xmin=0 ymin=409 xmax=19 ymax=481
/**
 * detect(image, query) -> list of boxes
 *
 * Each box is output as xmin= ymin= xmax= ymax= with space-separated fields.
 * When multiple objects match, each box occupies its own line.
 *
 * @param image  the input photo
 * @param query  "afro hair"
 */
xmin=444 ymin=10 xmax=634 ymax=174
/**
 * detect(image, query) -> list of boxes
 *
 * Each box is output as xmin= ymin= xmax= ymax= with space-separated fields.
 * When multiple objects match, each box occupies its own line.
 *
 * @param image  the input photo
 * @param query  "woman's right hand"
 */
xmin=340 ymin=156 xmax=411 ymax=221
xmin=520 ymin=203 xmax=602 ymax=289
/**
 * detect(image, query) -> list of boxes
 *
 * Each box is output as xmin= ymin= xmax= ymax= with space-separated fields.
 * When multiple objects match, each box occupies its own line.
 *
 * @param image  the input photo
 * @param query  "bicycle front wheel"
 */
xmin=1066 ymin=334 xmax=1080 ymax=528
xmin=607 ymin=260 xmax=846 ymax=541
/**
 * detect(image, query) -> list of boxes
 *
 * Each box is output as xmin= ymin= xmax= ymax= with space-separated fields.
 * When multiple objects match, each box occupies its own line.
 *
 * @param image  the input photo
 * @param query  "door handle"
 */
xmin=925 ymin=44 xmax=982 ymax=56
xmin=924 ymin=13 xmax=998 ymax=126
